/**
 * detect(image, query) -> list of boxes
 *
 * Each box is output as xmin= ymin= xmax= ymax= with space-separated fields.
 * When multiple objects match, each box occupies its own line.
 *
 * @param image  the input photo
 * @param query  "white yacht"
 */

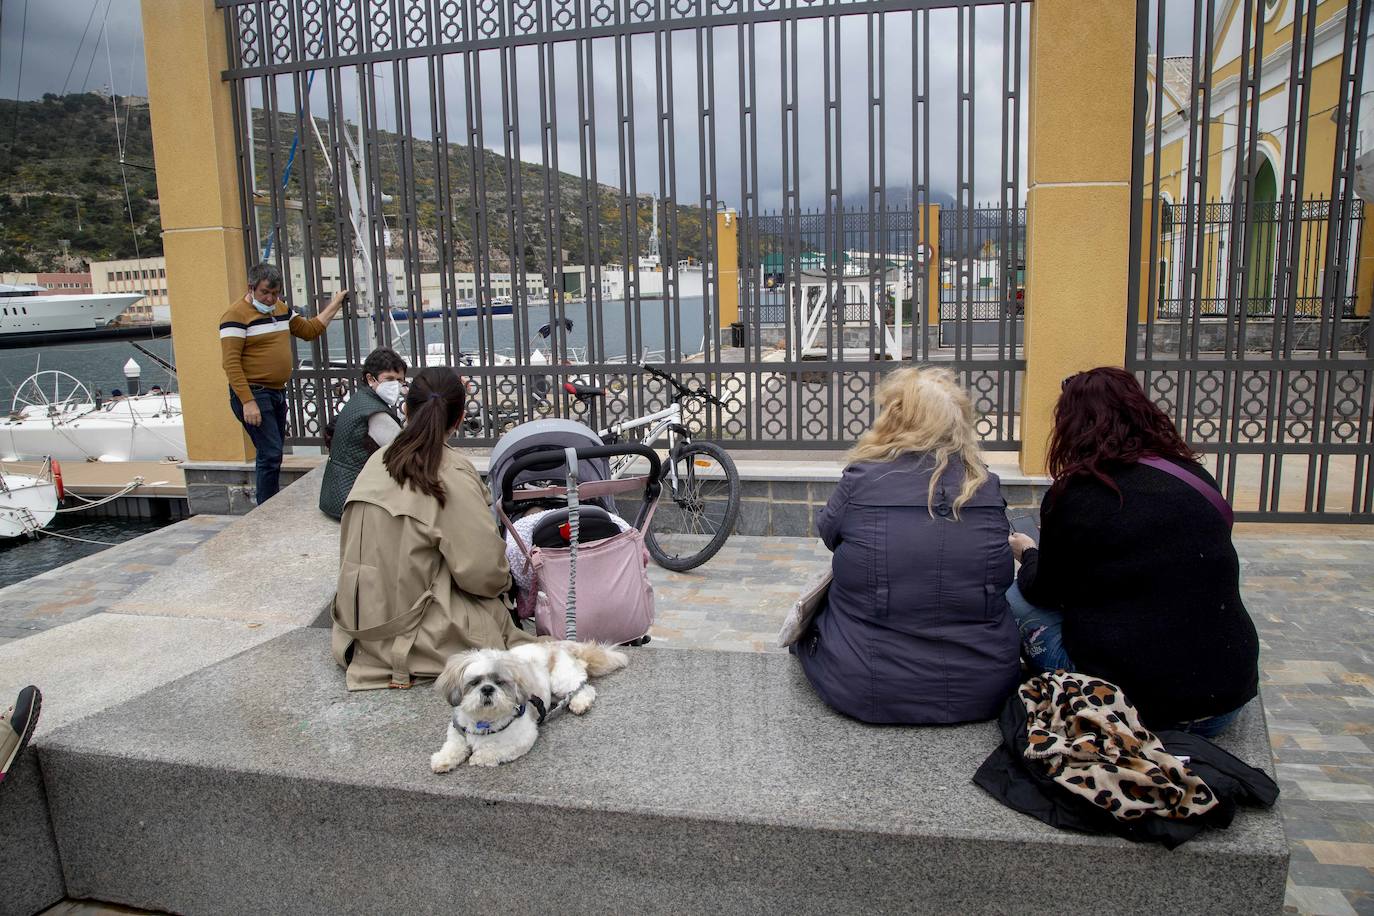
xmin=0 ymin=284 xmax=143 ymax=340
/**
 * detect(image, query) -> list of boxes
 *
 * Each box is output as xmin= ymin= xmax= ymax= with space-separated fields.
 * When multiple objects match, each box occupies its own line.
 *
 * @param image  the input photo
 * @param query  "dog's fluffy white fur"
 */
xmin=430 ymin=641 xmax=628 ymax=770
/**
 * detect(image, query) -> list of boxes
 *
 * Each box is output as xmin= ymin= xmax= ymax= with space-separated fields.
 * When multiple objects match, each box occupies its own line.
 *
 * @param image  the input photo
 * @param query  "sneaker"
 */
xmin=0 ymin=686 xmax=41 ymax=783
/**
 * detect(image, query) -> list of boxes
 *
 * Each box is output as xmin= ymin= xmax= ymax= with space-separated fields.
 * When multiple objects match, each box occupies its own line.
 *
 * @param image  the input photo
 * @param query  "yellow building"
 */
xmin=1141 ymin=0 xmax=1370 ymax=321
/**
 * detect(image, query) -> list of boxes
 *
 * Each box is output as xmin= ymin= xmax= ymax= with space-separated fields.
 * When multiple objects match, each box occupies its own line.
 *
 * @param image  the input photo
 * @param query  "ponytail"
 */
xmin=383 ymin=366 xmax=467 ymax=506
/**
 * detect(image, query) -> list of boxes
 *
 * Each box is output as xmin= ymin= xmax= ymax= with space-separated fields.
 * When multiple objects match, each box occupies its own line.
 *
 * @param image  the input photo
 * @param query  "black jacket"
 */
xmin=974 ymin=692 xmax=1279 ymax=849
xmin=1016 ymin=458 xmax=1259 ymax=726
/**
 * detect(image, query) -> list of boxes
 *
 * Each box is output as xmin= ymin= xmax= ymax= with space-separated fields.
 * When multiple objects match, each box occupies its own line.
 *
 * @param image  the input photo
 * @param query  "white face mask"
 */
xmin=374 ymin=379 xmax=404 ymax=407
xmin=251 ymin=296 xmax=276 ymax=315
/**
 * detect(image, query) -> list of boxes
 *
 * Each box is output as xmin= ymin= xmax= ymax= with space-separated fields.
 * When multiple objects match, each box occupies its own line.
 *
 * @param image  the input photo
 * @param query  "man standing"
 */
xmin=220 ymin=262 xmax=349 ymax=504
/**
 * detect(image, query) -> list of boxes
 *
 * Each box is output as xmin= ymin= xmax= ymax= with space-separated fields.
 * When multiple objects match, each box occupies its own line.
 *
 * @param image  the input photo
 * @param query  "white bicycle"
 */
xmin=600 ymin=364 xmax=741 ymax=571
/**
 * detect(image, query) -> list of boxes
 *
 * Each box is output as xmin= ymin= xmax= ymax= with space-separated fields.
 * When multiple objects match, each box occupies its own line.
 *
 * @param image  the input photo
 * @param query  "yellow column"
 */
xmin=1356 ymin=202 xmax=1374 ymax=317
xmin=141 ymin=0 xmax=253 ymax=462
xmin=923 ymin=203 xmax=942 ymax=327
xmin=1020 ymin=0 xmax=1136 ymax=474
xmin=716 ymin=209 xmax=740 ymax=328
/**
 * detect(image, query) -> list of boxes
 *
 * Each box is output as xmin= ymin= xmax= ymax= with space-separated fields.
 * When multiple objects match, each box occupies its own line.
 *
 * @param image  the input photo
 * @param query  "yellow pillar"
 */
xmin=141 ymin=0 xmax=253 ymax=462
xmin=923 ymin=204 xmax=942 ymax=327
xmin=1020 ymin=0 xmax=1137 ymax=474
xmin=1357 ymin=201 xmax=1374 ymax=317
xmin=716 ymin=209 xmax=740 ymax=328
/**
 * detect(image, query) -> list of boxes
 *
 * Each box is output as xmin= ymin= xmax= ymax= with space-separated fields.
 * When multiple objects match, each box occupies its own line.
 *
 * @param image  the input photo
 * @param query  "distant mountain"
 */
xmin=0 ymin=92 xmax=710 ymax=274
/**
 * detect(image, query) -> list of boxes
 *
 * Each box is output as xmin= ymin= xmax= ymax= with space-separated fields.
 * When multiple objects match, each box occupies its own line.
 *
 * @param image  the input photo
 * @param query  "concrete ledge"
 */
xmin=0 ymin=612 xmax=294 ymax=914
xmin=106 ymin=465 xmax=339 ymax=627
xmin=41 ymin=630 xmax=1287 ymax=915
xmin=183 ymin=456 xmax=321 ymax=516
xmin=468 ymin=452 xmax=1049 ymax=537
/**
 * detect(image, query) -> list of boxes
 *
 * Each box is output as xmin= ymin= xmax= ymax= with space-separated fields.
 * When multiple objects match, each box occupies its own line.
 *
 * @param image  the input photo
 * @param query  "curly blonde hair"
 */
xmin=846 ymin=366 xmax=988 ymax=518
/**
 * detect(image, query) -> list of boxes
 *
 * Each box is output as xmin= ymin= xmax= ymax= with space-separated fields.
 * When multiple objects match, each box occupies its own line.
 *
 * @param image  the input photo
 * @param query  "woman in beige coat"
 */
xmin=332 ymin=366 xmax=535 ymax=690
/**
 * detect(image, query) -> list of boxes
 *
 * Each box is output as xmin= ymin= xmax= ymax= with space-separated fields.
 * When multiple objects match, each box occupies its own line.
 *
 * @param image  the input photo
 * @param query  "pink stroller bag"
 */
xmin=495 ymin=433 xmax=662 ymax=645
xmin=529 ymin=529 xmax=654 ymax=643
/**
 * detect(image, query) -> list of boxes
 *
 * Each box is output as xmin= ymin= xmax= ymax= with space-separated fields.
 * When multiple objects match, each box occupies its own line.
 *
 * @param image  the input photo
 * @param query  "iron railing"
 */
xmin=219 ymin=0 xmax=1030 ymax=450
xmin=1128 ymin=0 xmax=1374 ymax=521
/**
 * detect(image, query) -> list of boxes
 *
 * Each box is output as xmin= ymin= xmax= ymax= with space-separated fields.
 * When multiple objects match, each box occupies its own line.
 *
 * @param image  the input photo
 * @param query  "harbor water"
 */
xmin=0 ymin=296 xmax=708 ymax=409
xmin=0 ymin=514 xmax=172 ymax=589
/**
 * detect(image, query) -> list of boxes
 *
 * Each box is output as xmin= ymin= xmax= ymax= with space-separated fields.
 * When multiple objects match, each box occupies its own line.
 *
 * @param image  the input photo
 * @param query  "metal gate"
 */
xmin=1128 ymin=0 xmax=1374 ymax=521
xmin=219 ymin=0 xmax=1029 ymax=450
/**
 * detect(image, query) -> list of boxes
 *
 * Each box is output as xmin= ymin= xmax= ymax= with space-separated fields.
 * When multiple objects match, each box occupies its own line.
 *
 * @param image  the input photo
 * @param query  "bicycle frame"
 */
xmin=600 ymin=402 xmax=687 ymax=485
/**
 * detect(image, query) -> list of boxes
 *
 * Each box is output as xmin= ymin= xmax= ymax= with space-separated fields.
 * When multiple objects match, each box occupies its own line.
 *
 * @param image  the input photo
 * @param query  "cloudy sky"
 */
xmin=2 ymin=0 xmax=1197 ymax=212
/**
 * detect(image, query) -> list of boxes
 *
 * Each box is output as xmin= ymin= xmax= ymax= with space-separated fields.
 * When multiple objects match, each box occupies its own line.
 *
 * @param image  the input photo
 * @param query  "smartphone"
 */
xmin=1008 ymin=512 xmax=1040 ymax=541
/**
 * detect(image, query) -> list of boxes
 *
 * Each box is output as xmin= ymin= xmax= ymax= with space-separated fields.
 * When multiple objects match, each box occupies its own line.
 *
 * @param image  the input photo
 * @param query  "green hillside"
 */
xmin=0 ymin=92 xmax=706 ymax=274
xmin=0 ymin=93 xmax=159 ymax=271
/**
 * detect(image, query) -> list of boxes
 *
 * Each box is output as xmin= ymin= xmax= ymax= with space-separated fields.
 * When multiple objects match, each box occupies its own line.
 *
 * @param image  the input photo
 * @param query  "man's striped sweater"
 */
xmin=219 ymin=296 xmax=326 ymax=406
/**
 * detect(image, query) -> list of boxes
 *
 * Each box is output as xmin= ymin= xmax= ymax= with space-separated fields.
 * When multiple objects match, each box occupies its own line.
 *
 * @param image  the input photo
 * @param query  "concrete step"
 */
xmin=0 ymin=613 xmax=294 ymax=914
xmin=41 ymin=629 xmax=1287 ymax=915
xmin=107 ymin=465 xmax=338 ymax=628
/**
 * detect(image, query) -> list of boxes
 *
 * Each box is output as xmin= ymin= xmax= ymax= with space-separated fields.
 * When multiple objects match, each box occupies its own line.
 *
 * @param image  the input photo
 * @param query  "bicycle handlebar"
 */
xmin=639 ymin=363 xmax=725 ymax=407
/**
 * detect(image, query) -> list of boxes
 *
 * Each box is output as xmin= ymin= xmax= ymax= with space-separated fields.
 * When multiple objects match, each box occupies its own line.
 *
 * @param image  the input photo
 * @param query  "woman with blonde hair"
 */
xmin=795 ymin=366 xmax=1020 ymax=723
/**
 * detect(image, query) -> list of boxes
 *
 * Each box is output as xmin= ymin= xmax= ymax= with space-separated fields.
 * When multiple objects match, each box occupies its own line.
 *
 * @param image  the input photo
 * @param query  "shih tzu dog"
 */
xmin=430 ymin=641 xmax=628 ymax=770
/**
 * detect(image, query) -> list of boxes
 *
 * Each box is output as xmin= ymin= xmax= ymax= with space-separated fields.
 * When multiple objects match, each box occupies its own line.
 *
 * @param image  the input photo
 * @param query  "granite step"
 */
xmin=105 ymin=465 xmax=339 ymax=628
xmin=40 ymin=630 xmax=1288 ymax=915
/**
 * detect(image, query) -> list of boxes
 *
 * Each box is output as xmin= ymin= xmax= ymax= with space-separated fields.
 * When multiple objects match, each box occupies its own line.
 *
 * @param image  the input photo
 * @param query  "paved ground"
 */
xmin=0 ymin=515 xmax=232 ymax=644
xmin=15 ymin=520 xmax=1374 ymax=915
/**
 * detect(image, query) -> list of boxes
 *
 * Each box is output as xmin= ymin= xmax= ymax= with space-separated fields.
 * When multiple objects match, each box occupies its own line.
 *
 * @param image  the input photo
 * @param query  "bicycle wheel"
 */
xmin=644 ymin=441 xmax=740 ymax=572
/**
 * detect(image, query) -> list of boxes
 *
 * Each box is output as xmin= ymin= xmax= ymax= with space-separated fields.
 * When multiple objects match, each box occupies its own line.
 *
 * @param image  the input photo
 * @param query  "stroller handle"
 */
xmin=500 ymin=443 xmax=662 ymax=510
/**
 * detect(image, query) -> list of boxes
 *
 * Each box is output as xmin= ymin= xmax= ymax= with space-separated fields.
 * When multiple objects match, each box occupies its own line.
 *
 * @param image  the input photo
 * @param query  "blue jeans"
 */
xmin=229 ymin=385 xmax=288 ymax=504
xmin=1004 ymin=582 xmax=1242 ymax=739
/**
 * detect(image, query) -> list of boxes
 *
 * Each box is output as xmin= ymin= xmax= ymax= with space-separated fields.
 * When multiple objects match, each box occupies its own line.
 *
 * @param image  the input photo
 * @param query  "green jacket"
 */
xmin=319 ymin=385 xmax=396 ymax=519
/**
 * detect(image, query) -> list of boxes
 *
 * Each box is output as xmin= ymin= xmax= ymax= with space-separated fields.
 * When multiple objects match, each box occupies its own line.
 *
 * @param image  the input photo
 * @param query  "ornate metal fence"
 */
xmin=218 ymin=0 xmax=1030 ymax=450
xmin=1128 ymin=0 xmax=1374 ymax=521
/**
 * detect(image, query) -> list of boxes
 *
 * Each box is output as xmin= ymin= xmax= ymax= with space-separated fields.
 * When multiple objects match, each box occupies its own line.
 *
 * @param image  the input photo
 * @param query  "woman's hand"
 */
xmin=1008 ymin=533 xmax=1036 ymax=562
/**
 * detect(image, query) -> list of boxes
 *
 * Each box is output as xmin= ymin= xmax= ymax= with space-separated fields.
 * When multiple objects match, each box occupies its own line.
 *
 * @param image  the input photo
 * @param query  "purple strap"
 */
xmin=1138 ymin=456 xmax=1234 ymax=529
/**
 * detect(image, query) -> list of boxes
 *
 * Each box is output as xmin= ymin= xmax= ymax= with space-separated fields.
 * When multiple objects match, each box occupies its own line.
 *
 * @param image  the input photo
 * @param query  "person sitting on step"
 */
xmin=794 ymin=366 xmax=1021 ymax=725
xmin=332 ymin=367 xmax=536 ymax=691
xmin=1005 ymin=367 xmax=1259 ymax=738
xmin=319 ymin=347 xmax=409 ymax=520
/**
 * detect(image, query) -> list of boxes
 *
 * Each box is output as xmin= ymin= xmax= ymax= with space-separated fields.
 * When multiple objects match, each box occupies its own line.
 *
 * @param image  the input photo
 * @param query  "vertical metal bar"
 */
xmin=1220 ymin=0 xmax=1262 ymax=508
xmin=1311 ymin=0 xmax=1371 ymax=512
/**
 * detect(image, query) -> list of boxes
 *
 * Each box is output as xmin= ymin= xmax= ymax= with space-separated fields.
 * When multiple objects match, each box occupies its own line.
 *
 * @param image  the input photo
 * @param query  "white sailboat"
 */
xmin=1 ymin=367 xmax=187 ymax=463
xmin=0 ymin=459 xmax=60 ymax=539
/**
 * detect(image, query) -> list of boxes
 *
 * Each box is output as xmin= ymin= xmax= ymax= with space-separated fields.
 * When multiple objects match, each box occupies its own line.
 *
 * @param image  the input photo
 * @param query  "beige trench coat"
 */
xmin=331 ymin=446 xmax=535 ymax=690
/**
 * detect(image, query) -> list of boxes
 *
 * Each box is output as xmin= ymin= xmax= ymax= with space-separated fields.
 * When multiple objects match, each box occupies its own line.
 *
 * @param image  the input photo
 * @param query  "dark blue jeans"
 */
xmin=229 ymin=385 xmax=288 ymax=504
xmin=1004 ymin=582 xmax=1242 ymax=739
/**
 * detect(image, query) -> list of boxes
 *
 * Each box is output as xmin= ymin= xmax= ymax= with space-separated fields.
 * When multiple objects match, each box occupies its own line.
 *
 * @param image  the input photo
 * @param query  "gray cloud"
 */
xmin=1 ymin=0 xmax=147 ymax=102
xmin=7 ymin=0 xmax=1203 ymax=218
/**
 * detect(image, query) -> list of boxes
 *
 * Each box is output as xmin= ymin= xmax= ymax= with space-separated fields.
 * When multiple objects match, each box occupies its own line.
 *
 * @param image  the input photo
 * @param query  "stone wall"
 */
xmin=184 ymin=462 xmax=317 ymax=515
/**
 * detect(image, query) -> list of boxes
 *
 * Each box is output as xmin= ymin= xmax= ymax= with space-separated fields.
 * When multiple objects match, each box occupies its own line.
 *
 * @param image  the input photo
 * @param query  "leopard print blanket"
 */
xmin=1020 ymin=671 xmax=1218 ymax=822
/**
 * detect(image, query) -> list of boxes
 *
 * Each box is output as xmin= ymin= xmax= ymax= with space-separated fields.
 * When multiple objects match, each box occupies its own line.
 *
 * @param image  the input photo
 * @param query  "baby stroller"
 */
xmin=489 ymin=419 xmax=662 ymax=646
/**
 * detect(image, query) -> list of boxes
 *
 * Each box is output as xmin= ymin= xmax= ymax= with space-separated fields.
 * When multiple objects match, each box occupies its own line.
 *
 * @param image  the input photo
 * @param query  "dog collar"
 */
xmin=464 ymin=703 xmax=525 ymax=736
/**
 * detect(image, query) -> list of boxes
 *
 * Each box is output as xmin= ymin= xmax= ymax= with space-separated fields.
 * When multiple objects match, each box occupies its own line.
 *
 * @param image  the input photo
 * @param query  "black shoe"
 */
xmin=0 ymin=686 xmax=41 ymax=784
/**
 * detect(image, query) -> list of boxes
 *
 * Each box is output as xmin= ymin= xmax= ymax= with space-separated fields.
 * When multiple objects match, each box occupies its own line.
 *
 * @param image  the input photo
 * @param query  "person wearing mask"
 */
xmin=219 ymin=262 xmax=349 ymax=504
xmin=794 ymin=366 xmax=1020 ymax=724
xmin=1006 ymin=367 xmax=1259 ymax=737
xmin=332 ymin=366 xmax=535 ymax=690
xmin=318 ymin=347 xmax=409 ymax=519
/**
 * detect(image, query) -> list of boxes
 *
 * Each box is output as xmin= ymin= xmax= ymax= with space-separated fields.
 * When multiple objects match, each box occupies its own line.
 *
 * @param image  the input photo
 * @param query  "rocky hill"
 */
xmin=0 ymin=92 xmax=708 ymax=274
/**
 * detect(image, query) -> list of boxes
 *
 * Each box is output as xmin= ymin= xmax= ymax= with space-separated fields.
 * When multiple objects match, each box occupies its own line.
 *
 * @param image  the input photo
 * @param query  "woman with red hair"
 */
xmin=1006 ymin=367 xmax=1259 ymax=737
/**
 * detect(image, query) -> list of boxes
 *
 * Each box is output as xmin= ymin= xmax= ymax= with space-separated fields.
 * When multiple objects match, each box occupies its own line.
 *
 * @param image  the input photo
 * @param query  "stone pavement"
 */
xmin=0 ymin=515 xmax=233 ymax=645
xmin=12 ymin=522 xmax=1374 ymax=915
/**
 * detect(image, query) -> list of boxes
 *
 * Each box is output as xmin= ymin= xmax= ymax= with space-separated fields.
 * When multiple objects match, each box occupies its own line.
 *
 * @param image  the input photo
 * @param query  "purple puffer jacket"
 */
xmin=796 ymin=453 xmax=1020 ymax=724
